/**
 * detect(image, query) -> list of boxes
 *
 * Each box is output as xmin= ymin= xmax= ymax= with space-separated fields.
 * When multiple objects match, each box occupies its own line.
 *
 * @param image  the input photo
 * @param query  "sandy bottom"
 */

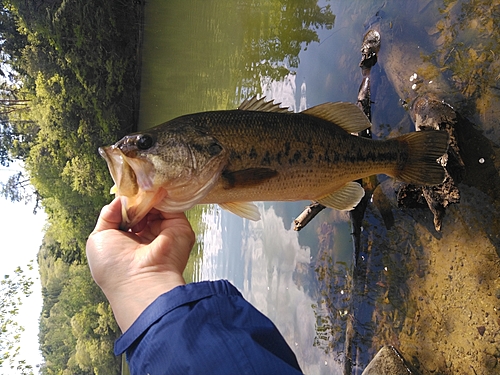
xmin=359 ymin=184 xmax=500 ymax=374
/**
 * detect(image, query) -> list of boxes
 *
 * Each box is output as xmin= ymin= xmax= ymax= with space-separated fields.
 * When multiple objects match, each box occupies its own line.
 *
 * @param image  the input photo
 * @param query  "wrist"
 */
xmin=105 ymin=272 xmax=186 ymax=332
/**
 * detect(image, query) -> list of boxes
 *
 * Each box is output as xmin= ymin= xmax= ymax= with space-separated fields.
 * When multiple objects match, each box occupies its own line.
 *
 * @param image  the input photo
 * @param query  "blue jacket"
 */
xmin=115 ymin=280 xmax=303 ymax=374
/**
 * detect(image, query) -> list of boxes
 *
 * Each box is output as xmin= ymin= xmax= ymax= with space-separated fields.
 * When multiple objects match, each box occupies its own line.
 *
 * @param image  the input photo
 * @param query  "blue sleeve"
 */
xmin=114 ymin=280 xmax=303 ymax=375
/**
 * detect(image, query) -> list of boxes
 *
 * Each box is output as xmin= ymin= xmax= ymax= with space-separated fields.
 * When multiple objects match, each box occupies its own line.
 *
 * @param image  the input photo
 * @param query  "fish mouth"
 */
xmin=98 ymin=146 xmax=122 ymax=194
xmin=99 ymin=145 xmax=161 ymax=229
xmin=99 ymin=136 xmax=228 ymax=230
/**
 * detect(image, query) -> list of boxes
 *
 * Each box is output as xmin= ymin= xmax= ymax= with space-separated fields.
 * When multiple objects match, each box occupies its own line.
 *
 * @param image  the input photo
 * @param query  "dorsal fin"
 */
xmin=302 ymin=102 xmax=371 ymax=133
xmin=238 ymin=96 xmax=291 ymax=113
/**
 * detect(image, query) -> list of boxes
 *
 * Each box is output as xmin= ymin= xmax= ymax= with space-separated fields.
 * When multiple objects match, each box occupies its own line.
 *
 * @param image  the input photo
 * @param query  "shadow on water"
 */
xmin=138 ymin=0 xmax=500 ymax=374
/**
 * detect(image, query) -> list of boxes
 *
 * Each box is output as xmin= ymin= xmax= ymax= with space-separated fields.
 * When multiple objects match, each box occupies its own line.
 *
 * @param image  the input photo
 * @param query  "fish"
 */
xmin=99 ymin=96 xmax=449 ymax=229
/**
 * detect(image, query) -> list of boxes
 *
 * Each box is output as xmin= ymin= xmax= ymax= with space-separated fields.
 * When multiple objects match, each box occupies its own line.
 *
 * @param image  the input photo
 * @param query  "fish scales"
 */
xmin=190 ymin=110 xmax=403 ymax=202
xmin=99 ymin=97 xmax=449 ymax=228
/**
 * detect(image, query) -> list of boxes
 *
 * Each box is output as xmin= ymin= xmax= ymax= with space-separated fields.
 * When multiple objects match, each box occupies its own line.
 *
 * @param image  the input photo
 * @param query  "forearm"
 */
xmin=115 ymin=280 xmax=303 ymax=375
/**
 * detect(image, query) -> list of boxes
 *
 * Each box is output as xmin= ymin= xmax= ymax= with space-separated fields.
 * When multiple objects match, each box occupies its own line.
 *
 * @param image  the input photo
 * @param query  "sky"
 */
xmin=0 ymin=165 xmax=45 ymax=374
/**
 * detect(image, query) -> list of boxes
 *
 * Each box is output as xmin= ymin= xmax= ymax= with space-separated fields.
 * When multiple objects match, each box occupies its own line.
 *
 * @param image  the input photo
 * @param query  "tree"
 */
xmin=38 ymin=245 xmax=120 ymax=375
xmin=0 ymin=0 xmax=143 ymax=372
xmin=236 ymin=0 xmax=335 ymax=89
xmin=0 ymin=262 xmax=35 ymax=375
xmin=0 ymin=169 xmax=41 ymax=212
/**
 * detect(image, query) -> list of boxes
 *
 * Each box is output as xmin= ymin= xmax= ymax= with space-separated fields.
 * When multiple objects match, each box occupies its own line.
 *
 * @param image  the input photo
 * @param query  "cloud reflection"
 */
xmin=199 ymin=203 xmax=346 ymax=373
xmin=242 ymin=204 xmax=343 ymax=374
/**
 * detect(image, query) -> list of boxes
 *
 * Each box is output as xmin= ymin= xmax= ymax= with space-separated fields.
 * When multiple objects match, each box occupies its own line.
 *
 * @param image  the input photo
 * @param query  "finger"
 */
xmin=140 ymin=211 xmax=193 ymax=244
xmin=152 ymin=222 xmax=195 ymax=266
xmin=92 ymin=198 xmax=123 ymax=233
xmin=159 ymin=213 xmax=196 ymax=248
xmin=130 ymin=209 xmax=163 ymax=235
xmin=130 ymin=213 xmax=149 ymax=234
xmin=159 ymin=210 xmax=191 ymax=222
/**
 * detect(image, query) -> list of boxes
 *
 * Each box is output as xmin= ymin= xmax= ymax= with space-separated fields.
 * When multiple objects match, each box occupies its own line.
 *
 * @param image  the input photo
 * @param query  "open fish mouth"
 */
xmin=99 ymin=146 xmax=156 ymax=194
xmin=99 ymin=146 xmax=128 ymax=194
xmin=98 ymin=146 xmax=164 ymax=229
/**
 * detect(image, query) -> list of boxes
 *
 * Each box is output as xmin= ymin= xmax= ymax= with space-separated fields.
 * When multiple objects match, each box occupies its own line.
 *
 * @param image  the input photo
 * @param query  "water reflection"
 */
xmin=139 ymin=0 xmax=500 ymax=374
xmin=139 ymin=0 xmax=335 ymax=127
xmin=196 ymin=202 xmax=351 ymax=373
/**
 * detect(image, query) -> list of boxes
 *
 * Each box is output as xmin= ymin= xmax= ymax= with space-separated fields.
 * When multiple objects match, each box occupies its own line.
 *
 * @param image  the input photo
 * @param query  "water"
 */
xmin=138 ymin=1 xmax=500 ymax=374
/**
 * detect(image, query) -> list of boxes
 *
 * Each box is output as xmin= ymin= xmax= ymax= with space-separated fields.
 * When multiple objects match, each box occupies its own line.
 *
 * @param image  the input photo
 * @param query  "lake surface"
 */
xmin=138 ymin=1 xmax=500 ymax=374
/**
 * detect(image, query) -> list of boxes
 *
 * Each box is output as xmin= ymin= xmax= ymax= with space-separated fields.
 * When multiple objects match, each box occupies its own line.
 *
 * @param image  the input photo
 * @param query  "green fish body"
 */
xmin=99 ymin=97 xmax=448 ymax=229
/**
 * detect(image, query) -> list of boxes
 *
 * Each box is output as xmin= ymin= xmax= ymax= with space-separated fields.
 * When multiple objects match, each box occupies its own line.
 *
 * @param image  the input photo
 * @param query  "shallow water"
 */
xmin=138 ymin=1 xmax=500 ymax=373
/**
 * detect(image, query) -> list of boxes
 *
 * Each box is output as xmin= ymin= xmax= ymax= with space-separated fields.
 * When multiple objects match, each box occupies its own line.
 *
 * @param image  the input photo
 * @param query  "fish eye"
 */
xmin=136 ymin=134 xmax=154 ymax=150
xmin=208 ymin=143 xmax=223 ymax=156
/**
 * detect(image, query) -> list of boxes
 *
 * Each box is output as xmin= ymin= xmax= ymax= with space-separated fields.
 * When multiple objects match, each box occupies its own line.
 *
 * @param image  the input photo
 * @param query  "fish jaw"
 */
xmin=119 ymin=188 xmax=168 ymax=230
xmin=99 ymin=146 xmax=155 ymax=195
xmin=98 ymin=146 xmax=126 ymax=194
xmin=99 ymin=131 xmax=229 ymax=229
xmin=99 ymin=145 xmax=161 ymax=229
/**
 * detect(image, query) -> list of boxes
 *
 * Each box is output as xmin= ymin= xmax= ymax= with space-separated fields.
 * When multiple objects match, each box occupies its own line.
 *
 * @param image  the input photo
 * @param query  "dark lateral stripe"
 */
xmin=222 ymin=168 xmax=278 ymax=189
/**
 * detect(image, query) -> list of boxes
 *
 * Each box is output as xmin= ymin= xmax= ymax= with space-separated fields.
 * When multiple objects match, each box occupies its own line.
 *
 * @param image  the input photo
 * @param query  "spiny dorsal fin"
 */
xmin=316 ymin=182 xmax=365 ymax=211
xmin=219 ymin=202 xmax=261 ymax=221
xmin=238 ymin=96 xmax=291 ymax=113
xmin=302 ymin=102 xmax=371 ymax=133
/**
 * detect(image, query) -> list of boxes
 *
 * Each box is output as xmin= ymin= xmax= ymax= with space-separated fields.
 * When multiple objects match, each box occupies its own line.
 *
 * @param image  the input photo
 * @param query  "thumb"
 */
xmin=92 ymin=198 xmax=123 ymax=233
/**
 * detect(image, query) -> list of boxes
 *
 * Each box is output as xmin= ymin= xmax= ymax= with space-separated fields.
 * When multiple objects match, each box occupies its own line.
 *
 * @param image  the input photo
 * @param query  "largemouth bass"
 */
xmin=99 ymin=97 xmax=448 ymax=229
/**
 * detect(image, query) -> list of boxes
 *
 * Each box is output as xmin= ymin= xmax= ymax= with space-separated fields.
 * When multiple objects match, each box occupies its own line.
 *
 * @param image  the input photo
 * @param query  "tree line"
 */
xmin=0 ymin=0 xmax=337 ymax=373
xmin=0 ymin=0 xmax=143 ymax=373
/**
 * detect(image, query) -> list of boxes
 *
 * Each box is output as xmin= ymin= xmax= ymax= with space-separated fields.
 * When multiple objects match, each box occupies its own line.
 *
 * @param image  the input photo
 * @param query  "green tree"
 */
xmin=0 ymin=0 xmax=141 ymax=372
xmin=0 ymin=262 xmax=35 ymax=375
xmin=38 ymin=245 xmax=120 ymax=375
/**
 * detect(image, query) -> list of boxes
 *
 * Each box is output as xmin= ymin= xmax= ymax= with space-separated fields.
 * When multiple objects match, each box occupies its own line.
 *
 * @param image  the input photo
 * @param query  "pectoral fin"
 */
xmin=219 ymin=202 xmax=261 ymax=221
xmin=222 ymin=168 xmax=278 ymax=189
xmin=316 ymin=182 xmax=365 ymax=211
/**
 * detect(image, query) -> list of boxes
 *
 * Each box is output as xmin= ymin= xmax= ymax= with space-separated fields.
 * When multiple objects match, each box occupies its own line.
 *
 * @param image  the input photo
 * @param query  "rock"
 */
xmin=484 ymin=353 xmax=498 ymax=370
xmin=361 ymin=346 xmax=420 ymax=375
xmin=398 ymin=96 xmax=464 ymax=232
xmin=477 ymin=326 xmax=486 ymax=336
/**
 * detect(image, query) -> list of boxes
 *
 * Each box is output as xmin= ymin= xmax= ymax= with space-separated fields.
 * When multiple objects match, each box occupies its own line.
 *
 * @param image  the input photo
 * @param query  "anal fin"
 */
xmin=316 ymin=182 xmax=365 ymax=211
xmin=219 ymin=202 xmax=261 ymax=221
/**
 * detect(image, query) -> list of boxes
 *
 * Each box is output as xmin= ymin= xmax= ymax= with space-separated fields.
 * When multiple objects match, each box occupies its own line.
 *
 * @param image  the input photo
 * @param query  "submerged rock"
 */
xmin=360 ymin=29 xmax=381 ymax=74
xmin=397 ymin=96 xmax=464 ymax=231
xmin=362 ymin=346 xmax=420 ymax=375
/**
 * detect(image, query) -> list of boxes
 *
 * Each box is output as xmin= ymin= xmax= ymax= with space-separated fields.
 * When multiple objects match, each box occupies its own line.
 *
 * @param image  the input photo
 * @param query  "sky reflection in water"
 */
xmin=199 ymin=202 xmax=349 ymax=374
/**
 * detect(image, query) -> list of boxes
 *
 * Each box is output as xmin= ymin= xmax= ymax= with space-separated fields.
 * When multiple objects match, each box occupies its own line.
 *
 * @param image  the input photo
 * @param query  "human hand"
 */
xmin=86 ymin=198 xmax=195 ymax=332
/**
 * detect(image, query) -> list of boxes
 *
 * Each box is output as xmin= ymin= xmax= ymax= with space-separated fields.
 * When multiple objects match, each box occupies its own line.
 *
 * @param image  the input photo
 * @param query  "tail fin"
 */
xmin=394 ymin=130 xmax=449 ymax=185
